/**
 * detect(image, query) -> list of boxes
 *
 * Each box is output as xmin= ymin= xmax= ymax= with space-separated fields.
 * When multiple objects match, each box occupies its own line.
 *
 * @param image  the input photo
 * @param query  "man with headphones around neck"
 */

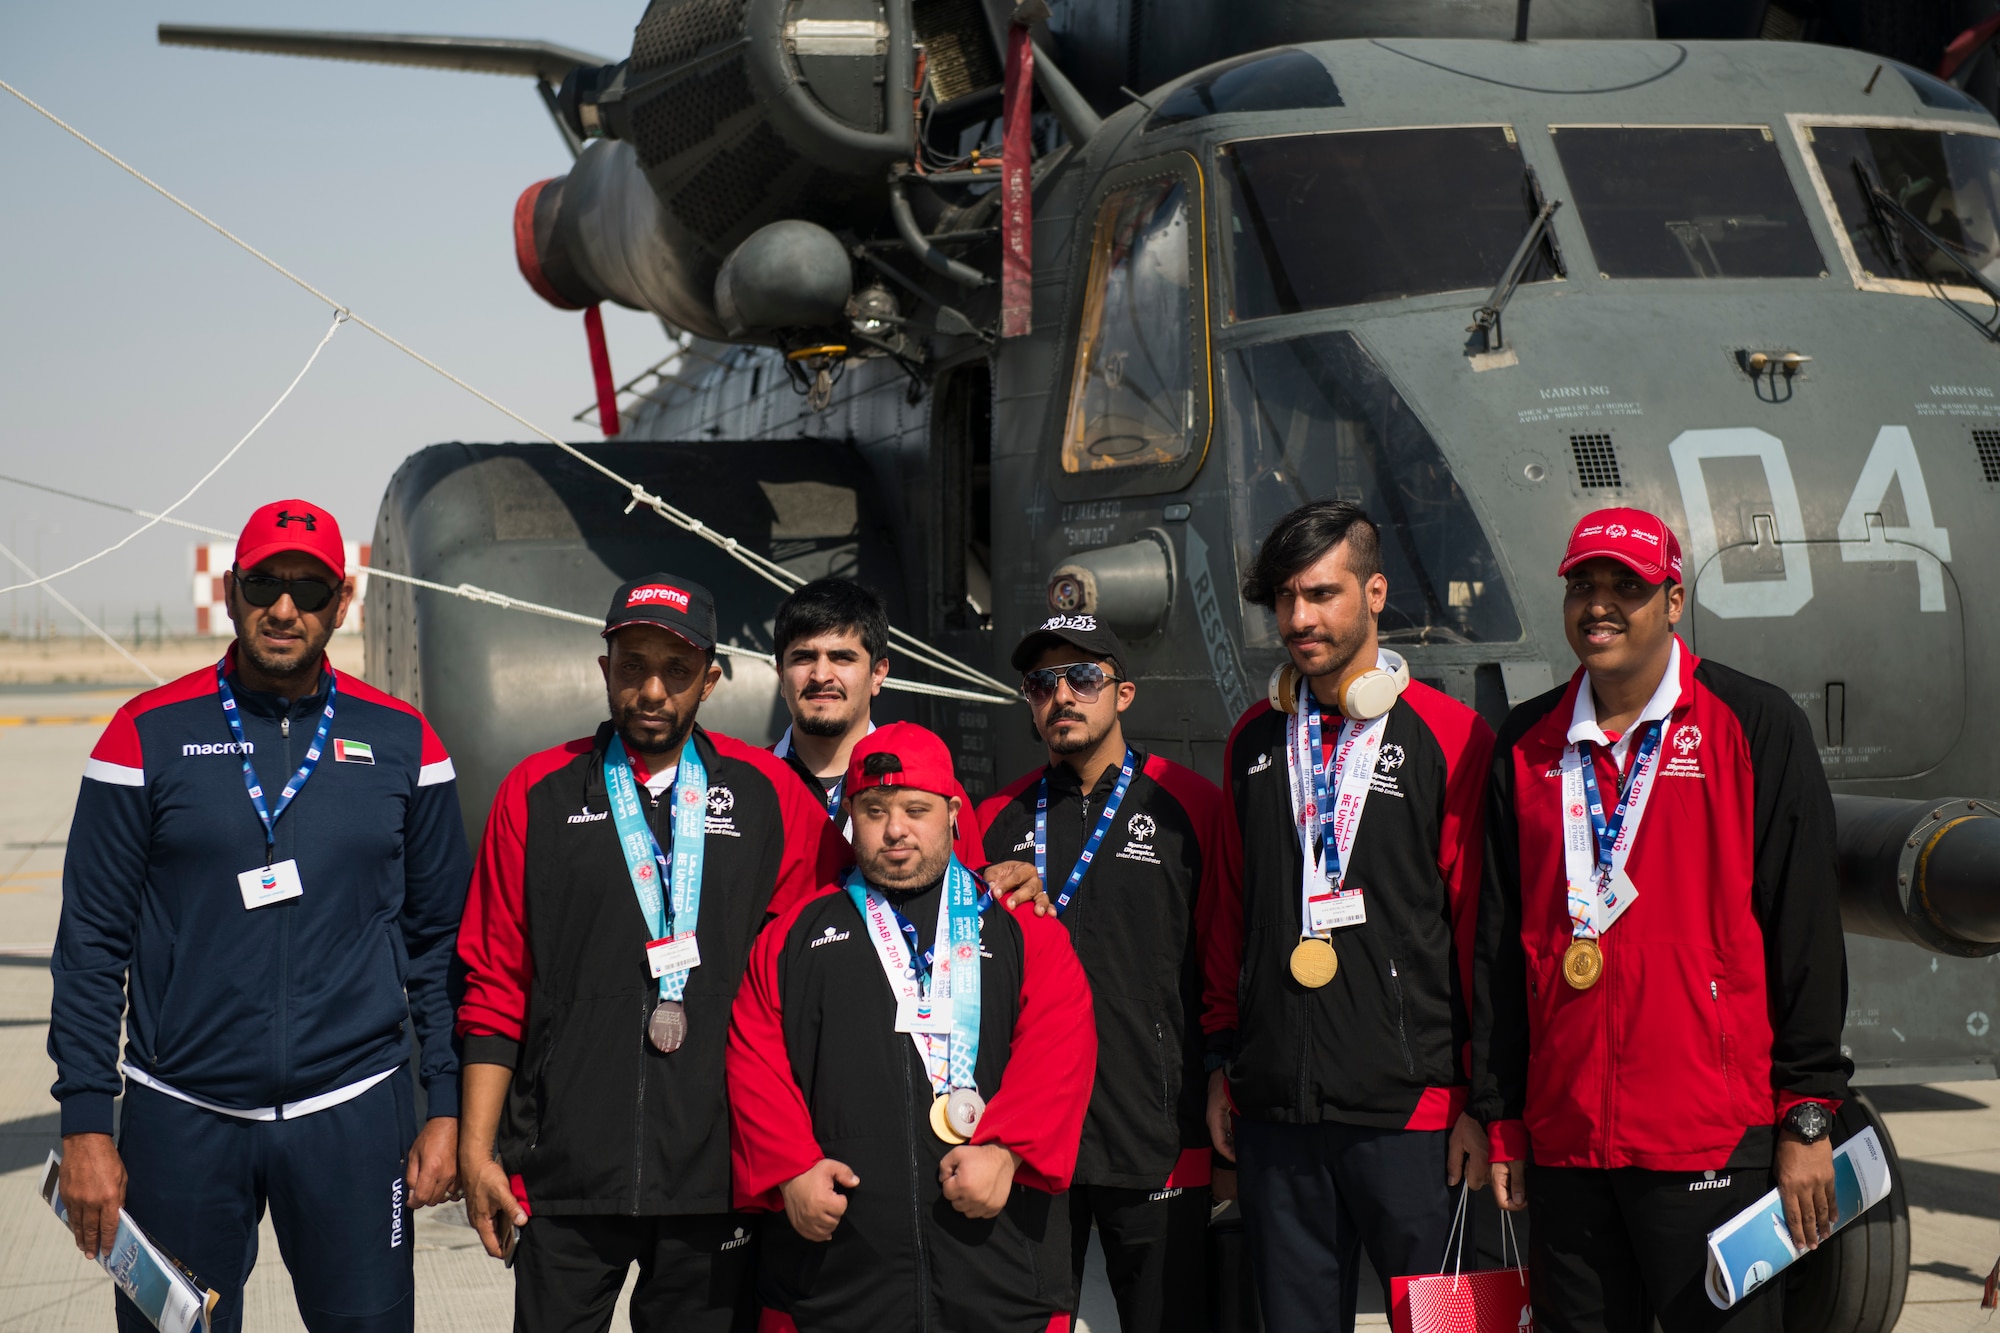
xmin=1199 ymin=500 xmax=1496 ymax=1333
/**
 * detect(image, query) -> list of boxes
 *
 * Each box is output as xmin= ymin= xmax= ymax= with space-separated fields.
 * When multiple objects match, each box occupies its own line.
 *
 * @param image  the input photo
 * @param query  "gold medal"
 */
xmin=931 ymin=1093 xmax=968 ymax=1144
xmin=1563 ymin=938 xmax=1604 ymax=990
xmin=1289 ymin=937 xmax=1339 ymax=988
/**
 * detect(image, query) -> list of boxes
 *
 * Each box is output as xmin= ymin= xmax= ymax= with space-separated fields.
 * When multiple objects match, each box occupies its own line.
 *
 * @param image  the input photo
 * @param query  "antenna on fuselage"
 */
xmin=1514 ymin=0 xmax=1532 ymax=40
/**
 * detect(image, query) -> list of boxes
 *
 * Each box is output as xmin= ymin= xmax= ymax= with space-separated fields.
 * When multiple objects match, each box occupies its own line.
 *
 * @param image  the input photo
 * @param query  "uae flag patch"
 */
xmin=333 ymin=739 xmax=375 ymax=765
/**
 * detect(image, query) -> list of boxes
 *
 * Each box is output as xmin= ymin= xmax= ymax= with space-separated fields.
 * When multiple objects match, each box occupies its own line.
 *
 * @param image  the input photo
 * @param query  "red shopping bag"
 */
xmin=1390 ymin=1188 xmax=1534 ymax=1333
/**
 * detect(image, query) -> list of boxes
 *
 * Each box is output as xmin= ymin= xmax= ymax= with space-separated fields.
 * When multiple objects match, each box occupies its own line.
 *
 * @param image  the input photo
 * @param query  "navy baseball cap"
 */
xmin=1009 ymin=613 xmax=1129 ymax=675
xmin=603 ymin=574 xmax=717 ymax=652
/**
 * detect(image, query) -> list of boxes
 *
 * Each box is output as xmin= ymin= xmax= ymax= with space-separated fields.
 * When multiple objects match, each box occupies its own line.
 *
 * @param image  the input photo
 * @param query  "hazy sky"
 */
xmin=0 ymin=1 xmax=668 ymax=635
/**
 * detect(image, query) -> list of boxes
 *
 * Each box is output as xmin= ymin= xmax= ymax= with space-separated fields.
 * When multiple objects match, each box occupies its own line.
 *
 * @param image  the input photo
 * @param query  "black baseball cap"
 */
xmin=1010 ymin=613 xmax=1129 ymax=675
xmin=603 ymin=573 xmax=717 ymax=652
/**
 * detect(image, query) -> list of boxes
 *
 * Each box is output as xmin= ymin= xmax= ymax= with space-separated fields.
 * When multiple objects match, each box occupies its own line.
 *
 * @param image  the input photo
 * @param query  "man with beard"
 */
xmin=728 ymin=723 xmax=1096 ymax=1333
xmin=770 ymin=577 xmax=988 ymax=866
xmin=1201 ymin=500 xmax=1495 ymax=1333
xmin=51 ymin=499 xmax=470 ymax=1332
xmin=977 ymin=615 xmax=1221 ymax=1332
xmin=1471 ymin=510 xmax=1847 ymax=1332
xmin=456 ymin=574 xmax=848 ymax=1332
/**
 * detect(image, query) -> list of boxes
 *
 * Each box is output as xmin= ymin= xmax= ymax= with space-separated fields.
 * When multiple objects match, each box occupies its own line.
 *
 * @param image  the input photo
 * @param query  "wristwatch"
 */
xmin=1781 ymin=1101 xmax=1833 ymax=1144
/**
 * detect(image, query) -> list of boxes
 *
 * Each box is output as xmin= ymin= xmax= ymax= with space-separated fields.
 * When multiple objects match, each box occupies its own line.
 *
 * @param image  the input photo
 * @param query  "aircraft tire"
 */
xmin=1783 ymin=1094 xmax=1909 ymax=1333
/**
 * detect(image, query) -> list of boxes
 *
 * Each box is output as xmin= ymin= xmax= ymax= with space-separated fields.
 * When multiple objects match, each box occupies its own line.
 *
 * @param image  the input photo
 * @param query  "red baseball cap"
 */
xmin=844 ymin=722 xmax=959 ymax=801
xmin=236 ymin=500 xmax=346 ymax=580
xmin=1558 ymin=507 xmax=1683 ymax=584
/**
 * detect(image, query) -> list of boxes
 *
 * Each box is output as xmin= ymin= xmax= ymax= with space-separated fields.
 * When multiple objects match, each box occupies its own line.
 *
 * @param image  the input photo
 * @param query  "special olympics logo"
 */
xmin=1673 ymin=725 xmax=1703 ymax=755
xmin=706 ymin=785 xmax=735 ymax=814
xmin=956 ymin=944 xmax=975 ymax=961
xmin=1128 ymin=813 xmax=1156 ymax=842
xmin=1377 ymin=744 xmax=1406 ymax=772
xmin=1606 ymin=523 xmax=1629 ymax=539
xmin=637 ymin=863 xmax=655 ymax=881
xmin=681 ymin=785 xmax=702 ymax=805
xmin=1569 ymin=803 xmax=1586 ymax=818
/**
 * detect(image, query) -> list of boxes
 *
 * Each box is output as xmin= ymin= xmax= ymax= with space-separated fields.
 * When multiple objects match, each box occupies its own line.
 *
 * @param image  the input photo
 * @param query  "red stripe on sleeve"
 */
xmin=972 ymin=907 xmax=1097 ymax=1192
xmin=88 ymin=707 xmax=144 ymax=769
xmin=1199 ymin=704 xmax=1267 ymax=1037
xmin=727 ymin=890 xmax=834 ymax=1211
xmin=1401 ymin=682 xmax=1496 ymax=1063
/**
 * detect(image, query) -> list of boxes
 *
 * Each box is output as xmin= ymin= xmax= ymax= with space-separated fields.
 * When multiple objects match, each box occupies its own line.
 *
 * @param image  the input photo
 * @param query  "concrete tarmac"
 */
xmin=0 ymin=688 xmax=1991 ymax=1332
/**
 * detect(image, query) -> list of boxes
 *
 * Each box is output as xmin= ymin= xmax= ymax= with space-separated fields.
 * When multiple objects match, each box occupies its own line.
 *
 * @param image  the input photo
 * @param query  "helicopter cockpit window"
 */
xmin=1063 ymin=175 xmax=1205 ymax=474
xmin=1550 ymin=127 xmax=1825 ymax=278
xmin=1224 ymin=330 xmax=1522 ymax=647
xmin=1804 ymin=124 xmax=2000 ymax=292
xmin=1218 ymin=126 xmax=1556 ymax=320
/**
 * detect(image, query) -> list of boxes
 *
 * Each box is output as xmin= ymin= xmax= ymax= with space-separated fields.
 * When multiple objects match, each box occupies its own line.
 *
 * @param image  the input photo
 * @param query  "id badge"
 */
xmin=1308 ymin=890 xmax=1366 ymax=932
xmin=238 ymin=859 xmax=304 ymax=910
xmin=646 ymin=934 xmax=701 ymax=979
xmin=895 ymin=995 xmax=954 ymax=1034
xmin=1597 ymin=868 xmax=1639 ymax=932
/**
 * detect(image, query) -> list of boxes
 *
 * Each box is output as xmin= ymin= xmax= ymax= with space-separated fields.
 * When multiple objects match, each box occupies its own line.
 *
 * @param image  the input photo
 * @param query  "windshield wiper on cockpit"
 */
xmin=1468 ymin=167 xmax=1565 ymax=356
xmin=1855 ymin=159 xmax=2000 ymax=344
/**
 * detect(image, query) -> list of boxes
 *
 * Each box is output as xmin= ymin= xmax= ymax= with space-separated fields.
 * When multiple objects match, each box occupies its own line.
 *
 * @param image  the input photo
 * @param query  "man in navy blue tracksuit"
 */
xmin=49 ymin=499 xmax=472 ymax=1333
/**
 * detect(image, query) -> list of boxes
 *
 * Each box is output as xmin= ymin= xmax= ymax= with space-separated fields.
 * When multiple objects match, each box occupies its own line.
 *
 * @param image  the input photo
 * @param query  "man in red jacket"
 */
xmin=728 ymin=723 xmax=1096 ymax=1333
xmin=1471 ymin=509 xmax=1849 ymax=1332
xmin=455 ymin=574 xmax=848 ymax=1333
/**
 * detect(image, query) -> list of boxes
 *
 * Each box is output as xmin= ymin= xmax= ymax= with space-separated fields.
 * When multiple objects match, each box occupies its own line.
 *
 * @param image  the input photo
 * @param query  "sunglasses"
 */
xmin=1022 ymin=662 xmax=1123 ymax=704
xmin=235 ymin=569 xmax=338 ymax=613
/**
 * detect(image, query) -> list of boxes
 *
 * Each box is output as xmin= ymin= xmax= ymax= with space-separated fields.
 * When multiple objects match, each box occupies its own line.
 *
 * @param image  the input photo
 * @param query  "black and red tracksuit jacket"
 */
xmin=1470 ymin=641 xmax=1850 ymax=1170
xmin=978 ymin=751 xmax=1220 ymax=1192
xmin=455 ymin=721 xmax=847 ymax=1216
xmin=1202 ymin=683 xmax=1494 ymax=1131
xmin=728 ymin=875 xmax=1096 ymax=1333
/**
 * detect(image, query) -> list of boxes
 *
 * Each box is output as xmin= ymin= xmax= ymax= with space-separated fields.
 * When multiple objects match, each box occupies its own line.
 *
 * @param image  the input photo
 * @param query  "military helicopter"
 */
xmin=161 ymin=2 xmax=2000 ymax=1327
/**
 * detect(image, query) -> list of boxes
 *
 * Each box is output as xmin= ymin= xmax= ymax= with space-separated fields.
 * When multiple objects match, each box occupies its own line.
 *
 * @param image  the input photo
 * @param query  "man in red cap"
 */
xmin=52 ymin=500 xmax=472 ymax=1332
xmin=727 ymin=722 xmax=1097 ymax=1332
xmin=455 ymin=573 xmax=848 ymax=1333
xmin=1471 ymin=508 xmax=1849 ymax=1332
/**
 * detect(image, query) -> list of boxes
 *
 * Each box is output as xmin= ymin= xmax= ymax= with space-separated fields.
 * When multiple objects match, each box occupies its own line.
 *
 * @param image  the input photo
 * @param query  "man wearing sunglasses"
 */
xmin=977 ymin=614 xmax=1222 ymax=1333
xmin=51 ymin=499 xmax=473 ymax=1332
xmin=1201 ymin=500 xmax=1495 ymax=1333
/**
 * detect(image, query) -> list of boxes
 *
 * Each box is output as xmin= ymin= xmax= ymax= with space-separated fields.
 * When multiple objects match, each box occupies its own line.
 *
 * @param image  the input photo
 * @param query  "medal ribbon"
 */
xmin=846 ymin=859 xmax=985 ymax=1096
xmin=216 ymin=659 xmax=335 ymax=864
xmin=605 ymin=734 xmax=708 ymax=1003
xmin=1283 ymin=693 xmax=1386 ymax=937
xmin=1559 ymin=722 xmax=1662 ymax=941
xmin=1033 ymin=749 xmax=1137 ymax=915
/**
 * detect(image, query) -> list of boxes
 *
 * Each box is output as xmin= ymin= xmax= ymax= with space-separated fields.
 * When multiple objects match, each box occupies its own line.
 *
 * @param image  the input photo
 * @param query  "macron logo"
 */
xmin=184 ymin=741 xmax=253 ymax=756
xmin=625 ymin=584 xmax=690 ymax=611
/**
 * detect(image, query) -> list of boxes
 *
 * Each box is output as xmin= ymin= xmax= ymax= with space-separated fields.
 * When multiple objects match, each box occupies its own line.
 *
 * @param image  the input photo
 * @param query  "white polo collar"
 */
xmin=1568 ymin=637 xmax=1682 ymax=750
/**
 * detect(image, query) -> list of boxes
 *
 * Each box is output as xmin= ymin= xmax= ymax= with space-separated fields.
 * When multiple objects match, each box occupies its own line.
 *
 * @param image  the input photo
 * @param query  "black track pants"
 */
xmin=1233 ymin=1118 xmax=1458 ymax=1333
xmin=1066 ymin=1181 xmax=1210 ymax=1332
xmin=1529 ymin=1165 xmax=1786 ymax=1333
xmin=511 ymin=1212 xmax=757 ymax=1333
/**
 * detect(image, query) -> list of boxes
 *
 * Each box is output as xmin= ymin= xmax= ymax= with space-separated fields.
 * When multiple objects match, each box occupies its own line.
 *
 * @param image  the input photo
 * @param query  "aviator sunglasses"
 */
xmin=234 ymin=568 xmax=338 ymax=613
xmin=1021 ymin=662 xmax=1124 ymax=704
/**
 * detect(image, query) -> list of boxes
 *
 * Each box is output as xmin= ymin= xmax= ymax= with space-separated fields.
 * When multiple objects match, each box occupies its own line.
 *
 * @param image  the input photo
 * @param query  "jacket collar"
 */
xmin=1543 ymin=634 xmax=1698 ymax=752
xmin=1043 ymin=744 xmax=1144 ymax=799
xmin=217 ymin=640 xmax=333 ymax=720
xmin=586 ymin=720 xmax=712 ymax=806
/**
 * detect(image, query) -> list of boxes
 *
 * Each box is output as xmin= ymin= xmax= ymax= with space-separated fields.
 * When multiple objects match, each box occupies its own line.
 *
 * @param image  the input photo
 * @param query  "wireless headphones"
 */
xmin=1267 ymin=649 xmax=1410 ymax=721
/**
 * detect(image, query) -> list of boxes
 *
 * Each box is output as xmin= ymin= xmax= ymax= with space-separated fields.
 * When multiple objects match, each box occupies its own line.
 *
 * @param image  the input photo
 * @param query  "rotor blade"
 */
xmin=157 ymin=24 xmax=610 ymax=84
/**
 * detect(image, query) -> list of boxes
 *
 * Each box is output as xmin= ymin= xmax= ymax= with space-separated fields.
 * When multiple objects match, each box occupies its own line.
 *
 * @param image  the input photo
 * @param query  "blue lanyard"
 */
xmin=1304 ymin=697 xmax=1342 ymax=876
xmin=216 ymin=660 xmax=334 ymax=862
xmin=605 ymin=734 xmax=708 ymax=1002
xmin=823 ymin=776 xmax=845 ymax=819
xmin=845 ymin=859 xmax=986 ymax=1090
xmin=1033 ymin=749 xmax=1137 ymax=915
xmin=885 ymin=885 xmax=994 ymax=984
xmin=1575 ymin=722 xmax=1663 ymax=882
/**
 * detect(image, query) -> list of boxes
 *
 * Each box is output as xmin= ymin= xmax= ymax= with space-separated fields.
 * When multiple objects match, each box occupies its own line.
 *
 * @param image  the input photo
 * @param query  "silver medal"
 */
xmin=945 ymin=1087 xmax=985 ymax=1137
xmin=648 ymin=998 xmax=688 ymax=1053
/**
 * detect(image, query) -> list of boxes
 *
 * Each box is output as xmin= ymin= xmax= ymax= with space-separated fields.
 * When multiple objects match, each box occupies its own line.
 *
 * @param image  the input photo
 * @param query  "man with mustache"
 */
xmin=1470 ymin=510 xmax=1848 ymax=1332
xmin=977 ymin=615 xmax=1221 ymax=1332
xmin=456 ymin=574 xmax=848 ymax=1332
xmin=1200 ymin=500 xmax=1495 ymax=1333
xmin=50 ymin=499 xmax=470 ymax=1333
xmin=728 ymin=723 xmax=1096 ymax=1332
xmin=769 ymin=575 xmax=1005 ymax=871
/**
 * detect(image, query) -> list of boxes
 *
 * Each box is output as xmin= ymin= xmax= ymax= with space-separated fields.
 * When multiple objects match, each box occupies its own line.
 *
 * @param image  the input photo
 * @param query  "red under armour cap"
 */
xmin=236 ymin=500 xmax=345 ymax=579
xmin=845 ymin=722 xmax=959 ymax=801
xmin=1558 ymin=507 xmax=1683 ymax=584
